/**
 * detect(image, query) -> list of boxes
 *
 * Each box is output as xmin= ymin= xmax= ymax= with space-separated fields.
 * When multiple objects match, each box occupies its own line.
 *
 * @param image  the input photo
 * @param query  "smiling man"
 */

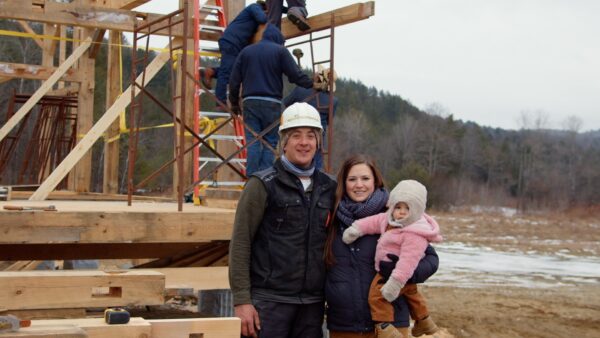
xmin=229 ymin=102 xmax=337 ymax=337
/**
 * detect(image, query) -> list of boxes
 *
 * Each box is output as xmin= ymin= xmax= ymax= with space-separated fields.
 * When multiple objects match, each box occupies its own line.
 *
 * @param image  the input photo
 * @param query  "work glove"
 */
xmin=378 ymin=253 xmax=399 ymax=282
xmin=342 ymin=225 xmax=362 ymax=244
xmin=380 ymin=277 xmax=404 ymax=303
xmin=313 ymin=80 xmax=328 ymax=91
xmin=230 ymin=105 xmax=241 ymax=116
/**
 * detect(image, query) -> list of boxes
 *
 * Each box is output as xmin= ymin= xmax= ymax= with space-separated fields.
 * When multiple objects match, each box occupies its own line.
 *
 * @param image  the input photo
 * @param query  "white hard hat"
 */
xmin=279 ymin=102 xmax=323 ymax=135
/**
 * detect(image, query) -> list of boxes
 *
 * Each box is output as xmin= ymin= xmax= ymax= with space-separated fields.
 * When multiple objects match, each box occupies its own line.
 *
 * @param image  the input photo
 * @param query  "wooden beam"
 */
xmin=0 ymin=270 xmax=165 ymax=310
xmin=0 ymin=209 xmax=233 ymax=243
xmin=30 ymin=318 xmax=152 ymax=338
xmin=0 ymin=37 xmax=92 ymax=144
xmin=29 ymin=44 xmax=171 ymax=201
xmin=149 ymin=267 xmax=230 ymax=290
xmin=103 ymin=30 xmax=122 ymax=194
xmin=88 ymin=29 xmax=107 ymax=59
xmin=0 ymin=243 xmax=209 ymax=260
xmin=148 ymin=318 xmax=240 ymax=338
xmin=47 ymin=84 xmax=79 ymax=96
xmin=7 ymin=308 xmax=87 ymax=320
xmin=0 ymin=325 xmax=87 ymax=337
xmin=112 ymin=0 xmax=152 ymax=10
xmin=17 ymin=20 xmax=45 ymax=49
xmin=0 ymin=200 xmax=235 ymax=244
xmin=0 ymin=62 xmax=82 ymax=83
xmin=0 ymin=1 xmax=221 ymax=41
xmin=10 ymin=190 xmax=173 ymax=202
xmin=73 ymin=27 xmax=95 ymax=193
xmin=173 ymin=0 xmax=195 ymax=202
xmin=282 ymin=1 xmax=375 ymax=39
xmin=223 ymin=0 xmax=245 ymax=24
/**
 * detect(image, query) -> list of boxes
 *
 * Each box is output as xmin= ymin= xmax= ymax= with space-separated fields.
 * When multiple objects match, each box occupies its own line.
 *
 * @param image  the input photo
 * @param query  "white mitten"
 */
xmin=380 ymin=277 xmax=404 ymax=302
xmin=342 ymin=225 xmax=362 ymax=244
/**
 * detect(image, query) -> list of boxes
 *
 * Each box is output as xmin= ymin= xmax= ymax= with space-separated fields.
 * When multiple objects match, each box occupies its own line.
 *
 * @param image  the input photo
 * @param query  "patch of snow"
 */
xmin=429 ymin=242 xmax=600 ymax=288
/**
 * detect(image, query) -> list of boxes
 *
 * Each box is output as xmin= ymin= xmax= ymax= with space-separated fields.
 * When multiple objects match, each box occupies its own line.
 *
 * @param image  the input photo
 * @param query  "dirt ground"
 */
xmin=418 ymin=210 xmax=600 ymax=338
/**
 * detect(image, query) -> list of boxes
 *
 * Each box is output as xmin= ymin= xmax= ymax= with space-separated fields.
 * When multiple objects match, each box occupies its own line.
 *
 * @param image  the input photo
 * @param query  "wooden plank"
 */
xmin=0 ymin=2 xmax=221 ymax=41
xmin=74 ymin=27 xmax=96 ymax=193
xmin=150 ymin=267 xmax=230 ymax=290
xmin=29 ymin=45 xmax=171 ymax=201
xmin=30 ymin=317 xmax=151 ymax=338
xmin=0 ymin=270 xmax=165 ymax=310
xmin=0 ymin=243 xmax=208 ymax=260
xmin=223 ymin=0 xmax=245 ymax=24
xmin=0 ymin=325 xmax=87 ymax=337
xmin=4 ymin=261 xmax=43 ymax=271
xmin=47 ymin=85 xmax=78 ymax=96
xmin=0 ymin=62 xmax=82 ymax=83
xmin=0 ymin=211 xmax=233 ymax=243
xmin=16 ymin=20 xmax=44 ymax=50
xmin=103 ymin=31 xmax=122 ymax=194
xmin=0 ymin=202 xmax=234 ymax=243
xmin=0 ymin=199 xmax=229 ymax=211
xmin=0 ymin=37 xmax=92 ymax=144
xmin=6 ymin=308 xmax=86 ymax=320
xmin=282 ymin=1 xmax=375 ymax=39
xmin=173 ymin=1 xmax=195 ymax=202
xmin=148 ymin=318 xmax=240 ymax=338
xmin=10 ymin=190 xmax=173 ymax=202
xmin=111 ymin=0 xmax=152 ymax=10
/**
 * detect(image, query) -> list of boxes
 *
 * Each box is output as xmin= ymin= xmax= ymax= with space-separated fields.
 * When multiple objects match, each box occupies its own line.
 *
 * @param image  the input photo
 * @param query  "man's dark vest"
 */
xmin=250 ymin=160 xmax=336 ymax=301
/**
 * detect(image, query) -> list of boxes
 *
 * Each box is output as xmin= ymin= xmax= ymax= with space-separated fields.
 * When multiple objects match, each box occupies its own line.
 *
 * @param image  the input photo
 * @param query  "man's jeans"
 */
xmin=248 ymin=299 xmax=324 ymax=338
xmin=243 ymin=99 xmax=282 ymax=176
xmin=215 ymin=40 xmax=240 ymax=104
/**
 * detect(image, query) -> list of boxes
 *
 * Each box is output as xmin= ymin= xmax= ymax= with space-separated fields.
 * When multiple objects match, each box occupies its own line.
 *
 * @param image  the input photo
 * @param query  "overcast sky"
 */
xmin=137 ymin=1 xmax=600 ymax=131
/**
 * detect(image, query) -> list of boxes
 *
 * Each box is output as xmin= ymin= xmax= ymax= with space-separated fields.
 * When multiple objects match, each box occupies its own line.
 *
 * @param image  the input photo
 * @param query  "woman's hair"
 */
xmin=324 ymin=154 xmax=385 ymax=267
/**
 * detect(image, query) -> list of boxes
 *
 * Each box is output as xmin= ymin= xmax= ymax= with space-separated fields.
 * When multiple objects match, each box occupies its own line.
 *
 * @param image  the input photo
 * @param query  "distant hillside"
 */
xmin=1 ymin=25 xmax=598 ymax=211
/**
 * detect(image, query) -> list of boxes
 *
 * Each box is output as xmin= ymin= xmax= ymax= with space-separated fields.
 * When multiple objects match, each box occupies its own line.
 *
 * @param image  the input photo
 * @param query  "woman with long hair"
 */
xmin=324 ymin=154 xmax=439 ymax=338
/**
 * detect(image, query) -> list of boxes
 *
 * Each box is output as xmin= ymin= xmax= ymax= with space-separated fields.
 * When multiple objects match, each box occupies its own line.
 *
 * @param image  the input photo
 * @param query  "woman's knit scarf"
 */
xmin=336 ymin=187 xmax=389 ymax=228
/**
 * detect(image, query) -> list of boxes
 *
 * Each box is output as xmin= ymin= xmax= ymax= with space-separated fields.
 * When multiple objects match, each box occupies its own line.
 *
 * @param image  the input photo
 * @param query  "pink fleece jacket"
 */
xmin=353 ymin=212 xmax=442 ymax=284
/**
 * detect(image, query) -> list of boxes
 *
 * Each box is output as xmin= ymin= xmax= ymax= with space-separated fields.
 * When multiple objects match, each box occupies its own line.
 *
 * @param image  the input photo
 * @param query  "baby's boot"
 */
xmin=411 ymin=316 xmax=439 ymax=337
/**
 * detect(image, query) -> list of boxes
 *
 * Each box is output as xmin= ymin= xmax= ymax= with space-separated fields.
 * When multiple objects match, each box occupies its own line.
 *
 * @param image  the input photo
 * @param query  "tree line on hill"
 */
xmin=1 ymin=22 xmax=598 ymax=211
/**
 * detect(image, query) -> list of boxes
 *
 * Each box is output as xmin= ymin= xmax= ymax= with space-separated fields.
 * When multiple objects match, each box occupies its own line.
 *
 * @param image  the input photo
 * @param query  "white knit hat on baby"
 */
xmin=387 ymin=179 xmax=427 ymax=227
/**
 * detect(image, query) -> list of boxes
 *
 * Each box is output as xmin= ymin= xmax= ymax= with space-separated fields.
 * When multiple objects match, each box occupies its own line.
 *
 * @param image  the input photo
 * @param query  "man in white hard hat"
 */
xmin=284 ymin=66 xmax=339 ymax=169
xmin=229 ymin=102 xmax=336 ymax=337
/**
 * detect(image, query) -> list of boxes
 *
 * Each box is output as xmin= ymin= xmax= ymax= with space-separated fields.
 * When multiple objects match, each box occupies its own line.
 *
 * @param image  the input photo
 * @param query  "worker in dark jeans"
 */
xmin=228 ymin=24 xmax=313 ymax=175
xmin=267 ymin=0 xmax=310 ymax=31
xmin=284 ymin=67 xmax=338 ymax=169
xmin=229 ymin=102 xmax=336 ymax=337
xmin=200 ymin=1 xmax=267 ymax=106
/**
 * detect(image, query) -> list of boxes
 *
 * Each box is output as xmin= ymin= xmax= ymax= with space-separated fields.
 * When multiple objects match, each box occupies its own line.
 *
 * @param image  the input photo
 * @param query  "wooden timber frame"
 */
xmin=0 ymin=2 xmax=374 ymax=334
xmin=0 ymin=0 xmax=375 ymax=204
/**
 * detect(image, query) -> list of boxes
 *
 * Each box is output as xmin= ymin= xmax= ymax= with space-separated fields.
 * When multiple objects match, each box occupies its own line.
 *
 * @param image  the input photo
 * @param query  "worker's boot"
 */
xmin=287 ymin=7 xmax=310 ymax=31
xmin=375 ymin=323 xmax=403 ymax=338
xmin=411 ymin=316 xmax=439 ymax=337
xmin=199 ymin=67 xmax=215 ymax=89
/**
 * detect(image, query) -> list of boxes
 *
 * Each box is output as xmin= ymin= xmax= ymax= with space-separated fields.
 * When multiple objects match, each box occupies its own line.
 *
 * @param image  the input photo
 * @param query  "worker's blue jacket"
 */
xmin=219 ymin=3 xmax=267 ymax=51
xmin=229 ymin=24 xmax=313 ymax=106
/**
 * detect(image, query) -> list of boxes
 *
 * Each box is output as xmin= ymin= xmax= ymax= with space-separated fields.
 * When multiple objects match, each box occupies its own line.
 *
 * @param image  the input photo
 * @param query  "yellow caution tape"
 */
xmin=0 ymin=29 xmax=221 ymax=57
